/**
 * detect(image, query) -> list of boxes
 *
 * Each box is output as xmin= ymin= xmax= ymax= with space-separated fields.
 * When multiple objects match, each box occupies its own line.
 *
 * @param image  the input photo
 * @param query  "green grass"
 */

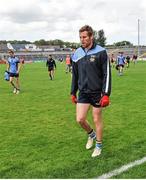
xmin=0 ymin=61 xmax=146 ymax=178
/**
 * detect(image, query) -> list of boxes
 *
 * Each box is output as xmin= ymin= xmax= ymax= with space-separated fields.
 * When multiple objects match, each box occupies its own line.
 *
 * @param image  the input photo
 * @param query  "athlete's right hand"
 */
xmin=71 ymin=95 xmax=77 ymax=104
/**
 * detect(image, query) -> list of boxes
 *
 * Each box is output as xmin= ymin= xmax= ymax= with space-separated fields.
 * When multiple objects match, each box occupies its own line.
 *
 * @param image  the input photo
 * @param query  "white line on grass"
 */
xmin=96 ymin=156 xmax=146 ymax=179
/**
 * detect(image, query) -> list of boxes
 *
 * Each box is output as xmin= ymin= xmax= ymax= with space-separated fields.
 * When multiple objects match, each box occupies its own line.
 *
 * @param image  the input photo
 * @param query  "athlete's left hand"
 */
xmin=100 ymin=95 xmax=110 ymax=107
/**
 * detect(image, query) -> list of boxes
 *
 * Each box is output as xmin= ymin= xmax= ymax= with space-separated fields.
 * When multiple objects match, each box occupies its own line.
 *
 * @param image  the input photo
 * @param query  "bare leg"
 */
xmin=92 ymin=107 xmax=103 ymax=142
xmin=9 ymin=77 xmax=16 ymax=88
xmin=49 ymin=71 xmax=52 ymax=80
xmin=119 ymin=66 xmax=123 ymax=75
xmin=16 ymin=77 xmax=20 ymax=89
xmin=51 ymin=70 xmax=54 ymax=79
xmin=76 ymin=103 xmax=92 ymax=133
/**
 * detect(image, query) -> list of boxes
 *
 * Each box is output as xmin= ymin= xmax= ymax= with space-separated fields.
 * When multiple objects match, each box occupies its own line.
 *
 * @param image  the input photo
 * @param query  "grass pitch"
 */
xmin=0 ymin=60 xmax=146 ymax=178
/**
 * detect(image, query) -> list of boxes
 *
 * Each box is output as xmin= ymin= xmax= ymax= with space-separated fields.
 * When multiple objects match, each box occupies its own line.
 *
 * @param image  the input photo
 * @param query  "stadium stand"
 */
xmin=1 ymin=43 xmax=146 ymax=62
xmin=107 ymin=46 xmax=146 ymax=58
xmin=0 ymin=44 xmax=9 ymax=52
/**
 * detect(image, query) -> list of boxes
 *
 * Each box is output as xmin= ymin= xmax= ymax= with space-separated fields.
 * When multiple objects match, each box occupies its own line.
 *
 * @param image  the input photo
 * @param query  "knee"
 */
xmin=76 ymin=116 xmax=85 ymax=125
xmin=93 ymin=112 xmax=102 ymax=124
xmin=9 ymin=79 xmax=13 ymax=83
xmin=93 ymin=117 xmax=100 ymax=124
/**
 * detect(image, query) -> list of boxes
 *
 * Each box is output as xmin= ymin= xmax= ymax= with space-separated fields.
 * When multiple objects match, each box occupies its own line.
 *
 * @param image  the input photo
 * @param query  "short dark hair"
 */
xmin=8 ymin=49 xmax=14 ymax=54
xmin=79 ymin=25 xmax=94 ymax=37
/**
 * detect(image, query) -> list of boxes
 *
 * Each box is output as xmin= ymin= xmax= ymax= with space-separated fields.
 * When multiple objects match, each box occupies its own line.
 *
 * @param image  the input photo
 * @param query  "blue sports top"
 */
xmin=8 ymin=56 xmax=20 ymax=73
xmin=117 ymin=55 xmax=125 ymax=65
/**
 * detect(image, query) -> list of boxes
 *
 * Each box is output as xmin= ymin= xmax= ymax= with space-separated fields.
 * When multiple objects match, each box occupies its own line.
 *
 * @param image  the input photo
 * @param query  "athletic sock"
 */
xmin=96 ymin=140 xmax=102 ymax=149
xmin=88 ymin=129 xmax=96 ymax=139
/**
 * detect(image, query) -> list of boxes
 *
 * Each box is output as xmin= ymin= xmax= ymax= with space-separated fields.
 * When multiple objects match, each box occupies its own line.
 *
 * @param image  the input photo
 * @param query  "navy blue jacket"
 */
xmin=46 ymin=58 xmax=56 ymax=68
xmin=71 ymin=43 xmax=111 ymax=96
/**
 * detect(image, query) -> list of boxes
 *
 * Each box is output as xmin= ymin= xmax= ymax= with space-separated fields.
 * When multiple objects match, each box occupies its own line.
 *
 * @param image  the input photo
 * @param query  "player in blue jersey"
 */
xmin=116 ymin=52 xmax=126 ymax=76
xmin=71 ymin=25 xmax=111 ymax=157
xmin=6 ymin=50 xmax=23 ymax=94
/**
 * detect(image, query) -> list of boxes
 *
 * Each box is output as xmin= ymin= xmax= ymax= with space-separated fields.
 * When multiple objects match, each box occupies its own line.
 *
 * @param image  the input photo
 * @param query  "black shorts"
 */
xmin=78 ymin=92 xmax=102 ymax=108
xmin=48 ymin=67 xmax=54 ymax=71
xmin=116 ymin=64 xmax=124 ymax=70
xmin=9 ymin=73 xmax=19 ymax=78
xmin=116 ymin=64 xmax=119 ymax=70
xmin=119 ymin=64 xmax=124 ymax=68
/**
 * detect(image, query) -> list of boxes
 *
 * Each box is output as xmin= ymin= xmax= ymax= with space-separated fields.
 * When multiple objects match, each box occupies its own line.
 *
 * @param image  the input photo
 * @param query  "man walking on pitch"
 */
xmin=6 ymin=50 xmax=23 ymax=94
xmin=116 ymin=52 xmax=126 ymax=76
xmin=65 ymin=54 xmax=72 ymax=73
xmin=46 ymin=55 xmax=56 ymax=80
xmin=71 ymin=25 xmax=111 ymax=157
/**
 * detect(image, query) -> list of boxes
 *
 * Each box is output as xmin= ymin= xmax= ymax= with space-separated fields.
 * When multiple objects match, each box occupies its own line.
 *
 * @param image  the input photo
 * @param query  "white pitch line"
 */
xmin=96 ymin=156 xmax=146 ymax=179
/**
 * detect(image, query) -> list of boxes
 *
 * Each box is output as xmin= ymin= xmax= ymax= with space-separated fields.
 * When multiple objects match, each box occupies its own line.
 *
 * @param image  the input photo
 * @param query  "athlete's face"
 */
xmin=9 ymin=52 xmax=14 ymax=57
xmin=79 ymin=31 xmax=93 ymax=49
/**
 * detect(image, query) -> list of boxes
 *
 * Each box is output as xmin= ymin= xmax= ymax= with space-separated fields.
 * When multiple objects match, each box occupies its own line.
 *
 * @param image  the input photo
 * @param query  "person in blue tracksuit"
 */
xmin=6 ymin=50 xmax=23 ymax=94
xmin=71 ymin=25 xmax=111 ymax=157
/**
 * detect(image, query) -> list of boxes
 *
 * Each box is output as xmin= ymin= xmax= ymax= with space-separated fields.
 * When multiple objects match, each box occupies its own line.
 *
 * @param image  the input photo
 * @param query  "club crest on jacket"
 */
xmin=89 ymin=55 xmax=96 ymax=62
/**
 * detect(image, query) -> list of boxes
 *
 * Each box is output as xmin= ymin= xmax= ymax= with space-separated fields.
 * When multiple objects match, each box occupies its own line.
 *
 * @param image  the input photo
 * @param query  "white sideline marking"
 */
xmin=96 ymin=156 xmax=146 ymax=179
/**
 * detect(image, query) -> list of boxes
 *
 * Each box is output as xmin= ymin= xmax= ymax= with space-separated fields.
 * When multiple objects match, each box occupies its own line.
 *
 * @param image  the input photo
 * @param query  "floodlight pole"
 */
xmin=138 ymin=19 xmax=140 ymax=57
